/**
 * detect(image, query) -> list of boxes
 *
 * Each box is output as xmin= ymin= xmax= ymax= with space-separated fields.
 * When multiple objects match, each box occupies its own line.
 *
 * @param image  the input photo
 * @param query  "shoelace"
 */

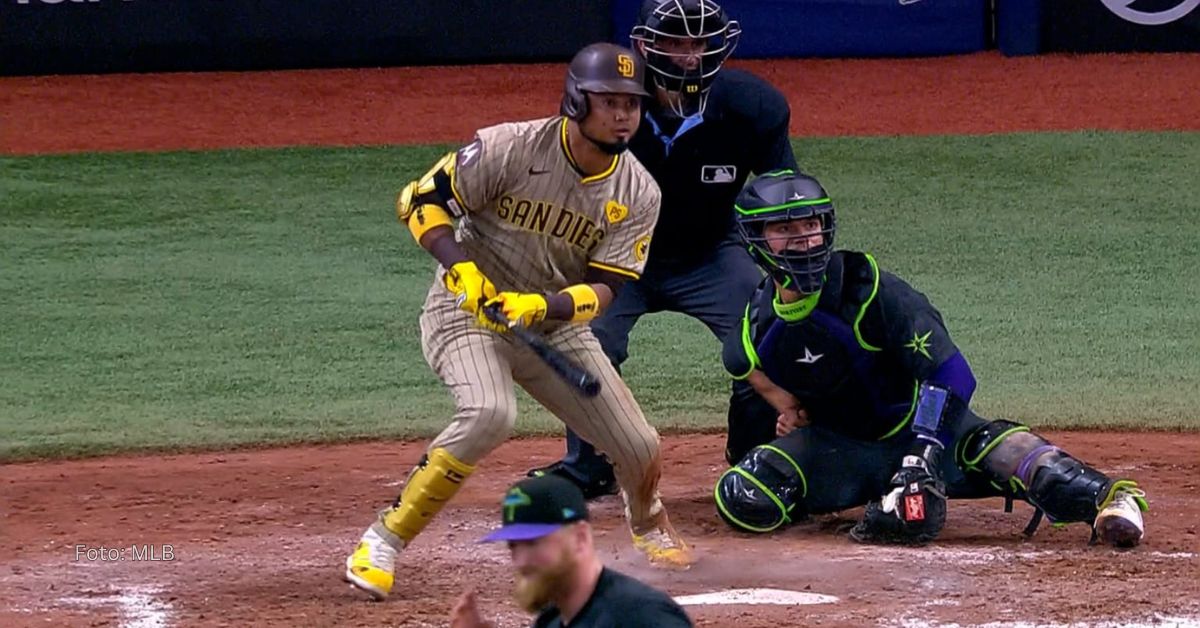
xmin=1116 ymin=487 xmax=1147 ymax=500
xmin=362 ymin=530 xmax=397 ymax=572
xmin=1106 ymin=487 xmax=1147 ymax=511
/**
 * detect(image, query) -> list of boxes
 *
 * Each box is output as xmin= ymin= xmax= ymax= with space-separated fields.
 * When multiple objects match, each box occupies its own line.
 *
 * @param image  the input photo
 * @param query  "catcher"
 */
xmin=343 ymin=42 xmax=693 ymax=601
xmin=713 ymin=170 xmax=1148 ymax=547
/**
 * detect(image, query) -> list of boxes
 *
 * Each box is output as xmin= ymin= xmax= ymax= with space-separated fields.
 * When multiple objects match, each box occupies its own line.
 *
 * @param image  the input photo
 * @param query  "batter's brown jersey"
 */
xmin=442 ymin=116 xmax=661 ymax=294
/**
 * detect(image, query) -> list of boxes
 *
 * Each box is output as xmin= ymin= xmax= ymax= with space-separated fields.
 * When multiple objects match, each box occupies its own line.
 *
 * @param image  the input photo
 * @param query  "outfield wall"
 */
xmin=2 ymin=0 xmax=1197 ymax=76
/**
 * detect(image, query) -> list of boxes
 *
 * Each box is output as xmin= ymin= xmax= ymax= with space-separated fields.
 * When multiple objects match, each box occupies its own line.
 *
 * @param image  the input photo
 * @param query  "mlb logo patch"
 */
xmin=701 ymin=165 xmax=737 ymax=183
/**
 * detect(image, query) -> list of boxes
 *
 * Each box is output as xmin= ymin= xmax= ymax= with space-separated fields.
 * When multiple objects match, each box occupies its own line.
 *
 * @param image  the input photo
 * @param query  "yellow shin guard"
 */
xmin=381 ymin=448 xmax=476 ymax=543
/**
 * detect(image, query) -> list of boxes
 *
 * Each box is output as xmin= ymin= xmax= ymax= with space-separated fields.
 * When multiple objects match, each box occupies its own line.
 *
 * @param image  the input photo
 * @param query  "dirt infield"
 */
xmin=2 ymin=52 xmax=1200 ymax=627
xmin=2 ymin=434 xmax=1198 ymax=627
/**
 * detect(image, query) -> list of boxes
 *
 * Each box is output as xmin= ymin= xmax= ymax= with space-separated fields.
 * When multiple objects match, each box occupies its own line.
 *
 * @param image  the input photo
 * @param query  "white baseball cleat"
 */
xmin=344 ymin=524 xmax=404 ymax=600
xmin=1093 ymin=481 xmax=1147 ymax=548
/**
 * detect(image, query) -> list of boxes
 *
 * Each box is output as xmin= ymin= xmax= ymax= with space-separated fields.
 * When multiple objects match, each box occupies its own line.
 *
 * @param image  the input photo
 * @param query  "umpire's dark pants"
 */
xmin=552 ymin=237 xmax=764 ymax=482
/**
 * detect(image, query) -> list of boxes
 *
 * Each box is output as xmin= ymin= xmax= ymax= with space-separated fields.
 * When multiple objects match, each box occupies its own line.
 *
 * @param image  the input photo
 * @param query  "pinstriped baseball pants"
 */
xmin=418 ymin=283 xmax=666 ymax=529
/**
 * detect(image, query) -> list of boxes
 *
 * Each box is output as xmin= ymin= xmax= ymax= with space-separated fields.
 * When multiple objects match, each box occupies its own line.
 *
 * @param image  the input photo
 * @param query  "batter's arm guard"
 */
xmin=397 ymin=150 xmax=467 ymax=245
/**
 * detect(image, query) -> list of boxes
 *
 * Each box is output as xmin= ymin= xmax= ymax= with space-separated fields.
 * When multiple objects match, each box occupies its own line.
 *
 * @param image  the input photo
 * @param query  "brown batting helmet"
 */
xmin=560 ymin=43 xmax=650 ymax=121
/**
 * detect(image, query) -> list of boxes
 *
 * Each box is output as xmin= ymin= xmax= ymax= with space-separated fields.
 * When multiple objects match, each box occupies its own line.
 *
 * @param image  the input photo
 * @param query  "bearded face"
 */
xmin=509 ymin=527 xmax=582 ymax=613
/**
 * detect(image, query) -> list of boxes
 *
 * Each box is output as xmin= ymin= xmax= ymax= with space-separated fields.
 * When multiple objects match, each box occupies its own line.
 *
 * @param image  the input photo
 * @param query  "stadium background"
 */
xmin=2 ymin=1 xmax=1198 ymax=626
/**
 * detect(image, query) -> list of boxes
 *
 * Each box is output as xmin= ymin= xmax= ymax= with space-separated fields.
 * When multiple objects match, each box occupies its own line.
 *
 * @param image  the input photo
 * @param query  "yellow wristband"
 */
xmin=559 ymin=284 xmax=600 ymax=322
xmin=406 ymin=204 xmax=453 ymax=243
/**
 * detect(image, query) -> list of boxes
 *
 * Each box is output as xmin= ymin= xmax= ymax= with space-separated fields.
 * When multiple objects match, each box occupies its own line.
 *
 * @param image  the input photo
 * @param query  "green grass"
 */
xmin=2 ymin=131 xmax=1198 ymax=460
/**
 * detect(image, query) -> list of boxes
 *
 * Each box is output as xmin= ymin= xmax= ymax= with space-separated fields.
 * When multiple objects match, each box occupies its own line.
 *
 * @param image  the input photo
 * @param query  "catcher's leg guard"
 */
xmin=381 ymin=447 xmax=476 ymax=543
xmin=715 ymin=444 xmax=808 ymax=533
xmin=956 ymin=420 xmax=1147 ymax=538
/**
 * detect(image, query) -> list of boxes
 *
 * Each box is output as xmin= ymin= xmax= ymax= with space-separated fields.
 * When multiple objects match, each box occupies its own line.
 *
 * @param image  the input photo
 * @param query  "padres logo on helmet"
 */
xmin=617 ymin=54 xmax=636 ymax=78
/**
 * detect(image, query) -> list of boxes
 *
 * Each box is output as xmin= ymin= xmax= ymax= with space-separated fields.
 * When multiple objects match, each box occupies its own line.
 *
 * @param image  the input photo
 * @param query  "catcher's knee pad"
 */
xmin=956 ymin=419 xmax=1031 ymax=479
xmin=957 ymin=419 xmax=1124 ymax=525
xmin=382 ymin=448 xmax=476 ymax=542
xmin=714 ymin=444 xmax=807 ymax=533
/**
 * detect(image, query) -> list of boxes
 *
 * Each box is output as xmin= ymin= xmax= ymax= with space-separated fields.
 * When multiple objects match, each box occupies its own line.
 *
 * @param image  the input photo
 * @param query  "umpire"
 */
xmin=528 ymin=0 xmax=798 ymax=497
xmin=451 ymin=474 xmax=693 ymax=627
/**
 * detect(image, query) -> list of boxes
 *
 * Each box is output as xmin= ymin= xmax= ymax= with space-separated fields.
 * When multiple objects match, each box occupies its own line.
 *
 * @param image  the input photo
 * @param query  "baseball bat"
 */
xmin=483 ymin=305 xmax=602 ymax=398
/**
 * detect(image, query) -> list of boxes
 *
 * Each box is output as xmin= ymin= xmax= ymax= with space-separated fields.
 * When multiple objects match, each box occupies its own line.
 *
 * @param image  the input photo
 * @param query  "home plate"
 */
xmin=674 ymin=588 xmax=839 ymax=606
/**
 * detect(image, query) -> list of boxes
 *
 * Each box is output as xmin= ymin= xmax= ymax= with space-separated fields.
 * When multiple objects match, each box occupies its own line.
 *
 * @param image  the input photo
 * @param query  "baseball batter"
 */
xmin=344 ymin=43 xmax=692 ymax=602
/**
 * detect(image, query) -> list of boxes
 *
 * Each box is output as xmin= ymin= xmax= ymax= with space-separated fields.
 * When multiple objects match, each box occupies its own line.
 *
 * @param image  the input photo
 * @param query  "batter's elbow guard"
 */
xmin=397 ymin=151 xmax=462 ymax=222
xmin=714 ymin=444 xmax=808 ymax=533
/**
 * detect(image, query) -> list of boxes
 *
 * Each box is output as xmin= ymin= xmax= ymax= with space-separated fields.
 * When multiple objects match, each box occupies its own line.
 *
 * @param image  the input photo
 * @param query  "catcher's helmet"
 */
xmin=561 ymin=43 xmax=650 ymax=121
xmin=734 ymin=171 xmax=836 ymax=294
xmin=631 ymin=0 xmax=741 ymax=114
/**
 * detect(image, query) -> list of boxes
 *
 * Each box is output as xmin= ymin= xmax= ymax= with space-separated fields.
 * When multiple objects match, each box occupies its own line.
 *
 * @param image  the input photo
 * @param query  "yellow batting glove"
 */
xmin=482 ymin=292 xmax=548 ymax=329
xmin=443 ymin=261 xmax=497 ymax=315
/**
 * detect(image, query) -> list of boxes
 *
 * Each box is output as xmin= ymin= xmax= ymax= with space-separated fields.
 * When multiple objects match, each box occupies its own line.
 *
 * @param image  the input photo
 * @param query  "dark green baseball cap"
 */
xmin=480 ymin=474 xmax=589 ymax=543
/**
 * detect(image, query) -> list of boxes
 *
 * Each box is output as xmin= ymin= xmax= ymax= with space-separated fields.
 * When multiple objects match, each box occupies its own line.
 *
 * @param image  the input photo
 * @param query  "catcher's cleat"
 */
xmin=1093 ymin=482 xmax=1148 ymax=548
xmin=344 ymin=525 xmax=403 ymax=600
xmin=527 ymin=461 xmax=619 ymax=501
xmin=632 ymin=522 xmax=695 ymax=569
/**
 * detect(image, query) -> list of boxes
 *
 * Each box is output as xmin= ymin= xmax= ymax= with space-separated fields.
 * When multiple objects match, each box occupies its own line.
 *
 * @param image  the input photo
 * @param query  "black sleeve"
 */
xmin=874 ymin=270 xmax=959 ymax=381
xmin=721 ymin=302 xmax=756 ymax=379
xmin=750 ymin=82 xmax=798 ymax=174
xmin=530 ymin=610 xmax=555 ymax=628
xmin=626 ymin=599 xmax=694 ymax=628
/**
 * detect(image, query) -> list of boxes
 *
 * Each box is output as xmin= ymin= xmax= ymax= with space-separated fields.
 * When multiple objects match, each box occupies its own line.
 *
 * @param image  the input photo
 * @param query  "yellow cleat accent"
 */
xmin=344 ymin=526 xmax=401 ymax=601
xmin=344 ymin=448 xmax=475 ymax=601
xmin=631 ymin=524 xmax=695 ymax=569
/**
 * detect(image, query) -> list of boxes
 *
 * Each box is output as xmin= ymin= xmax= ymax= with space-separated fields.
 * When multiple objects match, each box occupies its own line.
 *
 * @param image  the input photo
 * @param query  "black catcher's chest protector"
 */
xmin=733 ymin=253 xmax=922 ymax=440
